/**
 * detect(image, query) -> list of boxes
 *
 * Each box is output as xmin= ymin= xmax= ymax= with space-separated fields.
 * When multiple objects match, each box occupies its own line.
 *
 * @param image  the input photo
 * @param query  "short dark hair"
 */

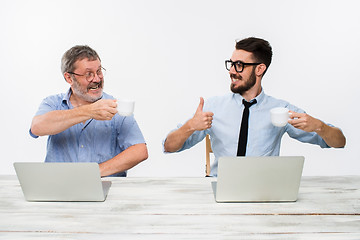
xmin=61 ymin=45 xmax=100 ymax=75
xmin=235 ymin=37 xmax=272 ymax=75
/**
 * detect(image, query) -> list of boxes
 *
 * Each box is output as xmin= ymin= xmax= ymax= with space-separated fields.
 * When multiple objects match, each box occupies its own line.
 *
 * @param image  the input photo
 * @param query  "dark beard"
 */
xmin=230 ymin=68 xmax=256 ymax=95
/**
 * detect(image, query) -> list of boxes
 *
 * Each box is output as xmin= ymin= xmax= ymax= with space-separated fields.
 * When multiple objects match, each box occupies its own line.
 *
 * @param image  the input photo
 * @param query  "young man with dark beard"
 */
xmin=30 ymin=45 xmax=148 ymax=177
xmin=163 ymin=37 xmax=345 ymax=176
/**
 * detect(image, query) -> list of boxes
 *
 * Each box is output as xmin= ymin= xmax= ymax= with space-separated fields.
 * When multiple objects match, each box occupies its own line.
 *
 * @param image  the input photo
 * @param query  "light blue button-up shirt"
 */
xmin=30 ymin=89 xmax=146 ymax=177
xmin=165 ymin=90 xmax=331 ymax=176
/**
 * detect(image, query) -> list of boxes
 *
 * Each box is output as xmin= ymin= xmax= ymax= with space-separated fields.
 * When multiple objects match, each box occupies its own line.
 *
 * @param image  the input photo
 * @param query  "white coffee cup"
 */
xmin=117 ymin=99 xmax=135 ymax=116
xmin=270 ymin=107 xmax=290 ymax=127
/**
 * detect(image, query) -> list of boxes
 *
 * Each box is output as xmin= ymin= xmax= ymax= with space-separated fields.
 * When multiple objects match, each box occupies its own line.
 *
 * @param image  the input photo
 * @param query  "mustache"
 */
xmin=87 ymin=81 xmax=103 ymax=89
xmin=230 ymin=73 xmax=242 ymax=80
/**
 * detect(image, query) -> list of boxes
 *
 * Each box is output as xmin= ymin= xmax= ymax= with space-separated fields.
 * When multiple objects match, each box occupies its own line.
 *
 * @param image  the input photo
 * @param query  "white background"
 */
xmin=1 ymin=0 xmax=359 ymax=176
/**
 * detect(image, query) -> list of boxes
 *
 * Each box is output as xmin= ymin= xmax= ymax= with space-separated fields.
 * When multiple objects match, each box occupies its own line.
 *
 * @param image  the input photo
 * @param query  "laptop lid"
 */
xmin=214 ymin=156 xmax=304 ymax=202
xmin=14 ymin=162 xmax=111 ymax=202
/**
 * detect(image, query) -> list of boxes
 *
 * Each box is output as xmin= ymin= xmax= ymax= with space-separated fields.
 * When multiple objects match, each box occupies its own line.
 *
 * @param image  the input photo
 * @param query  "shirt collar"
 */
xmin=233 ymin=88 xmax=266 ymax=107
xmin=253 ymin=89 xmax=265 ymax=105
xmin=62 ymin=88 xmax=73 ymax=109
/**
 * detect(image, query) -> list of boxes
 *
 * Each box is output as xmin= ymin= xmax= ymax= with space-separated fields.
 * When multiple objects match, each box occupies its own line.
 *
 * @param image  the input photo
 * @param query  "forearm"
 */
xmin=288 ymin=111 xmax=346 ymax=148
xmin=315 ymin=122 xmax=346 ymax=148
xmin=164 ymin=98 xmax=214 ymax=152
xmin=99 ymin=143 xmax=148 ymax=177
xmin=30 ymin=106 xmax=91 ymax=136
xmin=163 ymin=120 xmax=197 ymax=152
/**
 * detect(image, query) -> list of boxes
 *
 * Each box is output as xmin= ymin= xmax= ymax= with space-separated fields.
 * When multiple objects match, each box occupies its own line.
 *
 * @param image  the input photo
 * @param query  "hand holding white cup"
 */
xmin=117 ymin=99 xmax=135 ymax=116
xmin=270 ymin=107 xmax=290 ymax=127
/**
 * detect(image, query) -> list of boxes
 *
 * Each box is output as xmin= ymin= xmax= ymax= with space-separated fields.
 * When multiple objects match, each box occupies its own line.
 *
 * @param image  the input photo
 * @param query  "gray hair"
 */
xmin=61 ymin=45 xmax=101 ymax=76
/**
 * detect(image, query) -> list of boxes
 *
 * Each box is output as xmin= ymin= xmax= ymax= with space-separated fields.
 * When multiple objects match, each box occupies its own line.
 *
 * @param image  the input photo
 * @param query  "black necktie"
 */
xmin=237 ymin=99 xmax=257 ymax=156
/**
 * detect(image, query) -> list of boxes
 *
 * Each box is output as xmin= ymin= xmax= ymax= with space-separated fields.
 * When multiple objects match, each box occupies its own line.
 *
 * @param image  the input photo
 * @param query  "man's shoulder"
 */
xmin=262 ymin=93 xmax=304 ymax=112
xmin=42 ymin=92 xmax=68 ymax=104
xmin=206 ymin=92 xmax=233 ymax=103
xmin=203 ymin=93 xmax=235 ymax=112
xmin=263 ymin=94 xmax=289 ymax=105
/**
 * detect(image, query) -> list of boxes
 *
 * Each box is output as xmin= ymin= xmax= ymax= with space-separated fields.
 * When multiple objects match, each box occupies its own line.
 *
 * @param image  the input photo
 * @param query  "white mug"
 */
xmin=117 ymin=99 xmax=135 ymax=116
xmin=270 ymin=107 xmax=290 ymax=127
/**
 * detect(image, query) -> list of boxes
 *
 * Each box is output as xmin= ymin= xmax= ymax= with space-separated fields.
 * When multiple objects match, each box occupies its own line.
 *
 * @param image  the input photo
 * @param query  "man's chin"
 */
xmin=88 ymin=88 xmax=103 ymax=100
xmin=231 ymin=84 xmax=244 ymax=94
xmin=91 ymin=94 xmax=103 ymax=102
xmin=83 ymin=92 xmax=103 ymax=103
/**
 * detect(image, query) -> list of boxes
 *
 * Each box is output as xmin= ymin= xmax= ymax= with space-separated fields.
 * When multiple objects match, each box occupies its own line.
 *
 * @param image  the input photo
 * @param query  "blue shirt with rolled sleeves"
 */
xmin=163 ymin=90 xmax=334 ymax=177
xmin=30 ymin=89 xmax=146 ymax=177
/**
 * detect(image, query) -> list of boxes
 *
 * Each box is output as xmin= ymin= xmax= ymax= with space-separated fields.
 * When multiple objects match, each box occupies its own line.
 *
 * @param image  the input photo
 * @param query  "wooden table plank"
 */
xmin=0 ymin=176 xmax=359 ymax=239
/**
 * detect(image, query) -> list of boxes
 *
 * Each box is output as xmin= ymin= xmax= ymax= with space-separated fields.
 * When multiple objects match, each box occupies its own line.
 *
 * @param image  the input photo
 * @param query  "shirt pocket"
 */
xmin=92 ymin=121 xmax=115 ymax=163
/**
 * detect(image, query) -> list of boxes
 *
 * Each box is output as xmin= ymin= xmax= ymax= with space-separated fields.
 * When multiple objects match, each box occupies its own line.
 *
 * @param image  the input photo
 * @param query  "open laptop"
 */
xmin=213 ymin=156 xmax=304 ymax=202
xmin=14 ymin=162 xmax=111 ymax=202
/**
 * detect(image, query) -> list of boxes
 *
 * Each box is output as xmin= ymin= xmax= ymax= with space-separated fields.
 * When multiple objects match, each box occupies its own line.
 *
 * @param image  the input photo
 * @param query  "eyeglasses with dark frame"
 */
xmin=225 ymin=60 xmax=261 ymax=73
xmin=67 ymin=67 xmax=106 ymax=82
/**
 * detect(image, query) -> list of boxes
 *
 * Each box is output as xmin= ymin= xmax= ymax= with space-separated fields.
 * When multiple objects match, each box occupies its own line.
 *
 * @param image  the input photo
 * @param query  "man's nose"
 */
xmin=92 ymin=73 xmax=102 ymax=82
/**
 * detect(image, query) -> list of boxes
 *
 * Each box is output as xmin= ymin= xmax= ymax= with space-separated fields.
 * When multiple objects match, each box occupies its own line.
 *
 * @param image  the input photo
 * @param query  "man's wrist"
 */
xmin=76 ymin=104 xmax=92 ymax=119
xmin=315 ymin=121 xmax=325 ymax=133
xmin=185 ymin=118 xmax=197 ymax=132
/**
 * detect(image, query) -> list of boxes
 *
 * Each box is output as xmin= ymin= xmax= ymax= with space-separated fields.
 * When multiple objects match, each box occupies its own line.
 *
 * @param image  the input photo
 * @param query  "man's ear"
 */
xmin=64 ymin=72 xmax=73 ymax=84
xmin=256 ymin=64 xmax=267 ymax=77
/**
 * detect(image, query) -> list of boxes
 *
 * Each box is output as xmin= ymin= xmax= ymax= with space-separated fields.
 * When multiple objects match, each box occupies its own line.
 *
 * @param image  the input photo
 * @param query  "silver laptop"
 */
xmin=14 ymin=162 xmax=111 ymax=202
xmin=213 ymin=156 xmax=304 ymax=202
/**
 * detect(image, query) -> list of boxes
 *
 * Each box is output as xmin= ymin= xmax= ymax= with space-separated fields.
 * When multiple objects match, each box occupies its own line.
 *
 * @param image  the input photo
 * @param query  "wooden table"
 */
xmin=0 ymin=176 xmax=359 ymax=239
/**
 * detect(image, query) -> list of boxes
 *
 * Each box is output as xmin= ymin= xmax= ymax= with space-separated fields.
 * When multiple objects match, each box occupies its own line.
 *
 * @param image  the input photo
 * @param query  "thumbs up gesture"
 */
xmin=189 ymin=97 xmax=214 ymax=131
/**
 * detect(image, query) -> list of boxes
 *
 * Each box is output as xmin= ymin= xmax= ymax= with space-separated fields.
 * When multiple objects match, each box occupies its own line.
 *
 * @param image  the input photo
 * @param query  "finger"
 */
xmin=205 ymin=111 xmax=214 ymax=117
xmin=291 ymin=122 xmax=307 ymax=130
xmin=112 ymin=99 xmax=118 ymax=108
xmin=290 ymin=111 xmax=306 ymax=120
xmin=289 ymin=118 xmax=303 ymax=126
xmin=196 ymin=97 xmax=204 ymax=113
xmin=289 ymin=111 xmax=300 ymax=119
xmin=109 ymin=108 xmax=118 ymax=114
xmin=291 ymin=122 xmax=302 ymax=128
xmin=106 ymin=99 xmax=116 ymax=108
xmin=108 ymin=111 xmax=117 ymax=119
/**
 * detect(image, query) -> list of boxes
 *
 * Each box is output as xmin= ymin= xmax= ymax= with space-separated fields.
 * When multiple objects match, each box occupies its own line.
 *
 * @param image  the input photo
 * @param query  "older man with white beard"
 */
xmin=30 ymin=45 xmax=148 ymax=177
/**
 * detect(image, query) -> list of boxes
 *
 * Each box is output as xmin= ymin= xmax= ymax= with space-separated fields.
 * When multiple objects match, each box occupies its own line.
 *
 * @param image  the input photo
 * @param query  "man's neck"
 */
xmin=241 ymin=85 xmax=262 ymax=102
xmin=70 ymin=94 xmax=91 ymax=108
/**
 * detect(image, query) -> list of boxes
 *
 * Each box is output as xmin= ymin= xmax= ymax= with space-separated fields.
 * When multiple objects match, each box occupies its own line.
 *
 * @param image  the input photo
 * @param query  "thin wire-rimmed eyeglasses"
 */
xmin=68 ymin=67 xmax=106 ymax=82
xmin=225 ymin=60 xmax=260 ymax=73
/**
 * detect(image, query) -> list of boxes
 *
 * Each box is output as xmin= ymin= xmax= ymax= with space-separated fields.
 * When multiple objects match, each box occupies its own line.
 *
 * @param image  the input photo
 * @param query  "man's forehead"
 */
xmin=74 ymin=58 xmax=101 ymax=70
xmin=231 ymin=49 xmax=254 ymax=61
